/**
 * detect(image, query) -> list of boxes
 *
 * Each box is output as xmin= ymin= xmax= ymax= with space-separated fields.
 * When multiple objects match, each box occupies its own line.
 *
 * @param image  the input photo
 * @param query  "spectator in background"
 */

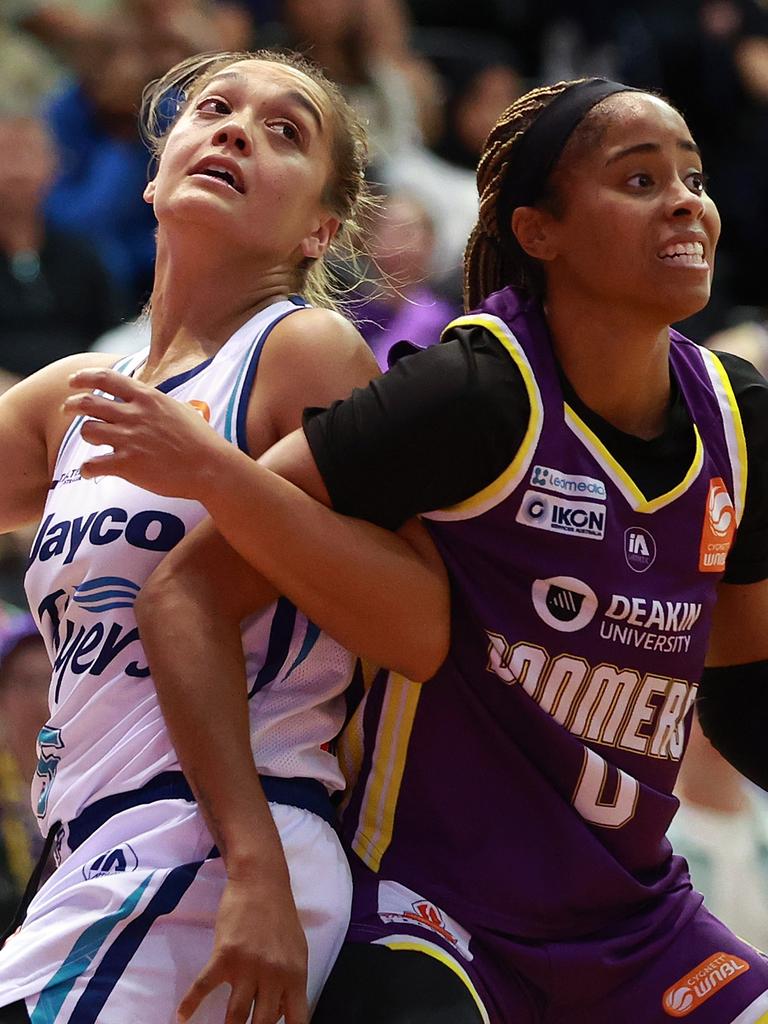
xmin=353 ymin=191 xmax=458 ymax=368
xmin=42 ymin=0 xmax=227 ymax=310
xmin=0 ymin=112 xmax=121 ymax=378
xmin=434 ymin=60 xmax=523 ymax=171
xmin=668 ymin=718 xmax=768 ymax=952
xmin=0 ymin=615 xmax=49 ymax=937
xmin=270 ymin=0 xmax=477 ymax=283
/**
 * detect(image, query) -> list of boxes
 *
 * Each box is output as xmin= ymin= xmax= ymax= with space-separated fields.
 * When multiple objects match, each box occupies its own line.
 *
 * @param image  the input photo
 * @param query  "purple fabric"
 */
xmin=343 ymin=287 xmax=741 ymax=941
xmin=0 ymin=613 xmax=40 ymax=674
xmin=354 ymin=288 xmax=458 ymax=370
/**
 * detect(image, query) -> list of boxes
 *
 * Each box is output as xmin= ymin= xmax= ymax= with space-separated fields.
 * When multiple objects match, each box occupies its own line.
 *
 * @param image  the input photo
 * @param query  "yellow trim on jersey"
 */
xmin=564 ymin=404 xmax=704 ymax=513
xmin=338 ymin=659 xmax=380 ymax=813
xmin=375 ymin=936 xmax=491 ymax=1024
xmin=423 ymin=314 xmax=544 ymax=521
xmin=702 ymin=349 xmax=748 ymax=523
xmin=352 ymin=673 xmax=422 ymax=871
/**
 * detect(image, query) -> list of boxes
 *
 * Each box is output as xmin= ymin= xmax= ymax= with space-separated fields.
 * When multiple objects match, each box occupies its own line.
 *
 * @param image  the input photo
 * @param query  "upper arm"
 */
xmin=0 ymin=353 xmax=112 ymax=533
xmin=247 ymin=308 xmax=380 ymax=454
xmin=706 ymin=578 xmax=768 ymax=666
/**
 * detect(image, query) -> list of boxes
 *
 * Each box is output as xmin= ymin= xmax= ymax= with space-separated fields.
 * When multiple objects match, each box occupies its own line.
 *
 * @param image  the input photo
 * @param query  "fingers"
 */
xmin=63 ymin=391 xmax=130 ymax=422
xmin=281 ymin=982 xmax=310 ymax=1024
xmin=69 ymin=367 xmax=148 ymax=402
xmin=177 ymin=964 xmax=220 ymax=1023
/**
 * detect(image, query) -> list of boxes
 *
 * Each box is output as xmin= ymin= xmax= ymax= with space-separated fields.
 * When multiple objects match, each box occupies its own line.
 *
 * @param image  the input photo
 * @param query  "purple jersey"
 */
xmin=340 ymin=287 xmax=748 ymax=940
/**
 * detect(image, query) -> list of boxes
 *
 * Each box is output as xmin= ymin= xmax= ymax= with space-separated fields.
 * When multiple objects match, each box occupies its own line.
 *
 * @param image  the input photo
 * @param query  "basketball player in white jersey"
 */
xmin=0 ymin=49 xmax=429 ymax=1024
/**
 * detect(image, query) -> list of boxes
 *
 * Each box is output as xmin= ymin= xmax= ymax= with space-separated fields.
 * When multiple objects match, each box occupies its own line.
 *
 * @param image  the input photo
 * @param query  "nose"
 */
xmin=667 ymin=178 xmax=705 ymax=221
xmin=212 ymin=121 xmax=251 ymax=156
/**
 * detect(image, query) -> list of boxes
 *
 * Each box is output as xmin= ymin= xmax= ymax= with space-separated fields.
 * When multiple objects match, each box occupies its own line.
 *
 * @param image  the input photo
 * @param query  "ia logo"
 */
xmin=82 ymin=844 xmax=139 ymax=880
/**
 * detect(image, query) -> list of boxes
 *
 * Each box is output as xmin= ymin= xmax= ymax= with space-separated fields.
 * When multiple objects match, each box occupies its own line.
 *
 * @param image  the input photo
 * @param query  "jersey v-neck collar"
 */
xmin=558 ymin=366 xmax=703 ymax=513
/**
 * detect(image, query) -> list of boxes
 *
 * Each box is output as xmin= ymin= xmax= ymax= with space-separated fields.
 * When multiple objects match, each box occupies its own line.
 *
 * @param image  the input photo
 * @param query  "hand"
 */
xmin=178 ymin=874 xmax=309 ymax=1024
xmin=63 ymin=368 xmax=231 ymax=500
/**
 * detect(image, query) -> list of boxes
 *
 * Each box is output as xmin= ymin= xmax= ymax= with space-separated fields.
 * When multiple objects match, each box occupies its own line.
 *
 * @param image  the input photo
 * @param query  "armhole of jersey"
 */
xmin=421 ymin=313 xmax=543 ymax=522
xmin=52 ymin=350 xmax=149 ymax=480
xmin=699 ymin=348 xmax=748 ymax=525
xmin=225 ymin=304 xmax=307 ymax=453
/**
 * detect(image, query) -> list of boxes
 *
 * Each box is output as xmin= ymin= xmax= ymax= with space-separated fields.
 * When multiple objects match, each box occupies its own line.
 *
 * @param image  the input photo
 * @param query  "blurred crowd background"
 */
xmin=2 ymin=0 xmax=768 ymax=949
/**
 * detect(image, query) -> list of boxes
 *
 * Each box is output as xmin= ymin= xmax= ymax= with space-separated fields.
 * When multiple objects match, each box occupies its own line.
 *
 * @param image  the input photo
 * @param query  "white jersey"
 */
xmin=24 ymin=296 xmax=354 ymax=837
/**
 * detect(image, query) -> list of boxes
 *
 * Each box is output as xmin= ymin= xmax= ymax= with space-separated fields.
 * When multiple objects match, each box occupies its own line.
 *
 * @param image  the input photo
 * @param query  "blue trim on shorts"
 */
xmin=67 ymin=769 xmax=336 ymax=851
xmin=69 ymin=861 xmax=204 ymax=1024
xmin=29 ymin=875 xmax=154 ymax=1024
xmin=248 ymin=597 xmax=297 ymax=698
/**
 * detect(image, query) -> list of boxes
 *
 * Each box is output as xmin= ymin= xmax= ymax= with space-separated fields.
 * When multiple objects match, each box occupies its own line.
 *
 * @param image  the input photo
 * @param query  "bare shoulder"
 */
xmin=268 ymin=306 xmax=375 ymax=363
xmin=253 ymin=306 xmax=380 ymax=440
xmin=1 ymin=351 xmax=119 ymax=463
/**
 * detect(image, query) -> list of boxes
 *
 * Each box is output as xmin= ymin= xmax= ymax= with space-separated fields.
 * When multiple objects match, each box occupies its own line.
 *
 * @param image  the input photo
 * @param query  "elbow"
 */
xmin=397 ymin=598 xmax=450 ymax=684
xmin=134 ymin=565 xmax=174 ymax=644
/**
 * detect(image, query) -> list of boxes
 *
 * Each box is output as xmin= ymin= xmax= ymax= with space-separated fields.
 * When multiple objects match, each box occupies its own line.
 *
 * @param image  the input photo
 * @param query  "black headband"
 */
xmin=496 ymin=78 xmax=642 ymax=235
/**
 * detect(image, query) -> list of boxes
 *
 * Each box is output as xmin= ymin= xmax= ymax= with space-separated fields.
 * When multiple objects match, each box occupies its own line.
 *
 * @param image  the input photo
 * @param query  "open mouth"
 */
xmin=657 ymin=241 xmax=706 ymax=267
xmin=190 ymin=161 xmax=245 ymax=194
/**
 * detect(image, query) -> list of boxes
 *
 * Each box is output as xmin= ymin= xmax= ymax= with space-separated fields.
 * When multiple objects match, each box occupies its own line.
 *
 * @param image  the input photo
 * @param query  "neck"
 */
xmin=545 ymin=285 xmax=672 ymax=439
xmin=143 ymin=225 xmax=297 ymax=382
xmin=0 ymin=210 xmax=44 ymax=255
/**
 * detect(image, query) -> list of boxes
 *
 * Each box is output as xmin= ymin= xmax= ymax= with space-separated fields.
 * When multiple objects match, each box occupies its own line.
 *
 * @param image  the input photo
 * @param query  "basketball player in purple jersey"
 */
xmin=68 ymin=80 xmax=768 ymax=1023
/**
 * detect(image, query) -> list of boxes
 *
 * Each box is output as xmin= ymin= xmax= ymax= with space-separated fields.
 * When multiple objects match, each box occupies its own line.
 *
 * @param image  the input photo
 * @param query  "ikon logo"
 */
xmin=532 ymin=576 xmax=598 ymax=632
xmin=699 ymin=478 xmax=736 ymax=572
xmin=516 ymin=490 xmax=606 ymax=540
xmin=624 ymin=528 xmax=656 ymax=572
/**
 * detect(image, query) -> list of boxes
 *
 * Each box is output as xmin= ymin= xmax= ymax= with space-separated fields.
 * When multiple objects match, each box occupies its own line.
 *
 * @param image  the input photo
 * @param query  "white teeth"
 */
xmin=658 ymin=240 xmax=705 ymax=260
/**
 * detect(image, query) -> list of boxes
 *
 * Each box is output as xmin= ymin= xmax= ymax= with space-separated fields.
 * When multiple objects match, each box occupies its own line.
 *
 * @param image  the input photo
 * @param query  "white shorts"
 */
xmin=0 ymin=794 xmax=352 ymax=1023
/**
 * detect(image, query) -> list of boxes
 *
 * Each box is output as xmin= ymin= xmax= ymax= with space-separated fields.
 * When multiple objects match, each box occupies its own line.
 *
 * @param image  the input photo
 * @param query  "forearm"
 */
xmin=135 ymin=576 xmax=290 ymax=881
xmin=197 ymin=442 xmax=449 ymax=681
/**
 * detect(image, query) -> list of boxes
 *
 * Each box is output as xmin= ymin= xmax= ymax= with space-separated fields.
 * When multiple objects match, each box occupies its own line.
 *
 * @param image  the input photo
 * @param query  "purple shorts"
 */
xmin=347 ymin=864 xmax=768 ymax=1024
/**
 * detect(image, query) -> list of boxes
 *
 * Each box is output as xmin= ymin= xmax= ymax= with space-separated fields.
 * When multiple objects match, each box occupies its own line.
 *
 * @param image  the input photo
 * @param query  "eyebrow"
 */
xmin=202 ymin=70 xmax=325 ymax=133
xmin=605 ymin=140 xmax=701 ymax=165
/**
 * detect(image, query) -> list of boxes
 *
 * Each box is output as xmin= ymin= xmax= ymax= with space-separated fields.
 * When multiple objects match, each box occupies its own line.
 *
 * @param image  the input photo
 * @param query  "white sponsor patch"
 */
xmin=532 ymin=576 xmax=598 ymax=632
xmin=516 ymin=490 xmax=606 ymax=539
xmin=377 ymin=880 xmax=473 ymax=961
xmin=530 ymin=464 xmax=607 ymax=500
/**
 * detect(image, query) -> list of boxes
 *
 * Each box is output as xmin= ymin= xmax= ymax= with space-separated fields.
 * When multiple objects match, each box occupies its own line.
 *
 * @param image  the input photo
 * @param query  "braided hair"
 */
xmin=465 ymin=82 xmax=575 ymax=311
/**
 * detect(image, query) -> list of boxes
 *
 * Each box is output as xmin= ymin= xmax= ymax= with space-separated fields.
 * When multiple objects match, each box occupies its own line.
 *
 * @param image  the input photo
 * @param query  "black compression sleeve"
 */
xmin=717 ymin=352 xmax=768 ymax=584
xmin=697 ymin=660 xmax=768 ymax=790
xmin=303 ymin=326 xmax=530 ymax=530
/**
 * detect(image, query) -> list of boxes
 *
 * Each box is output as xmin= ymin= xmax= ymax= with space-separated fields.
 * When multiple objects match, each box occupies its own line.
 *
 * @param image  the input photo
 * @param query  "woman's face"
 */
xmin=144 ymin=59 xmax=339 ymax=266
xmin=538 ymin=93 xmax=721 ymax=323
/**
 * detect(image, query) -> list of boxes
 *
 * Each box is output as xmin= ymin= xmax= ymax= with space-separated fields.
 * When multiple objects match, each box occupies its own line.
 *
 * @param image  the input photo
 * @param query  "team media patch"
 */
xmin=699 ymin=478 xmax=736 ymax=572
xmin=663 ymin=952 xmax=750 ymax=1017
xmin=377 ymin=880 xmax=474 ymax=961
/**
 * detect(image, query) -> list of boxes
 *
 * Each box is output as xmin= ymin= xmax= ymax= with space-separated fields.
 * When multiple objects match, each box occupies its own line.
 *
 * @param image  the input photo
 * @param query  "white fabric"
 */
xmin=25 ymin=297 xmax=354 ymax=835
xmin=0 ymin=801 xmax=351 ymax=1020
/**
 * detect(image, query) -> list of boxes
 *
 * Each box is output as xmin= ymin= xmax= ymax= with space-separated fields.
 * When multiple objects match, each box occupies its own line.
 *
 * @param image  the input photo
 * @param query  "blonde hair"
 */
xmin=141 ymin=49 xmax=375 ymax=312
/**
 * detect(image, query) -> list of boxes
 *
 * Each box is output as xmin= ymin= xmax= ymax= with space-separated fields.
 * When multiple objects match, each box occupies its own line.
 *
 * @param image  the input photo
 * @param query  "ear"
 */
xmin=511 ymin=206 xmax=558 ymax=262
xmin=300 ymin=215 xmax=341 ymax=259
xmin=143 ymin=178 xmax=156 ymax=205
